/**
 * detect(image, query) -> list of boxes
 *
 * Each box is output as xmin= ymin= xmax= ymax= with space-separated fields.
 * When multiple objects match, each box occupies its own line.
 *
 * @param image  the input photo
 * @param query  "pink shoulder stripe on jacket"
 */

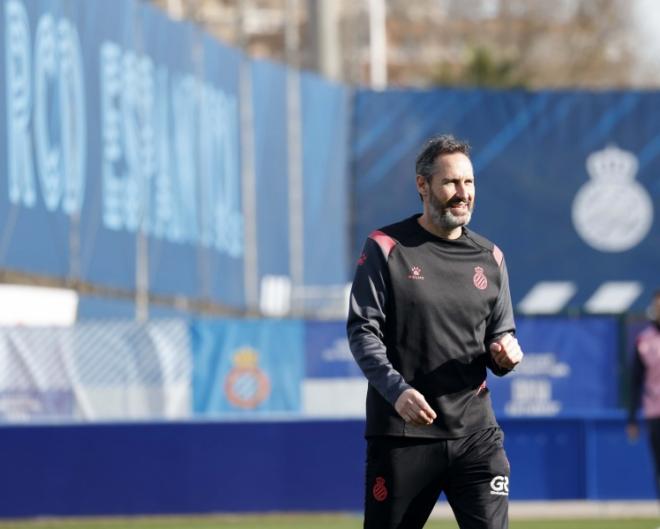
xmin=492 ymin=244 xmax=504 ymax=267
xmin=369 ymin=230 xmax=397 ymax=259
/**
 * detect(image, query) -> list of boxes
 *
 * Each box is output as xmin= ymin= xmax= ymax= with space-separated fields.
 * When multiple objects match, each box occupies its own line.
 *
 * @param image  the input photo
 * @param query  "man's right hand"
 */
xmin=394 ymin=388 xmax=437 ymax=426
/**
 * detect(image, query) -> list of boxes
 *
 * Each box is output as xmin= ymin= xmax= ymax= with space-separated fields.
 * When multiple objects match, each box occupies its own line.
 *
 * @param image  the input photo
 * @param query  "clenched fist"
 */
xmin=394 ymin=388 xmax=437 ymax=426
xmin=489 ymin=333 xmax=523 ymax=370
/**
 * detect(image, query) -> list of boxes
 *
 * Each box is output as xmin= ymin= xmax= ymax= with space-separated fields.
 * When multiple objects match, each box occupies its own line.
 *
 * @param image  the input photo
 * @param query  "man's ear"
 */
xmin=416 ymin=174 xmax=428 ymax=197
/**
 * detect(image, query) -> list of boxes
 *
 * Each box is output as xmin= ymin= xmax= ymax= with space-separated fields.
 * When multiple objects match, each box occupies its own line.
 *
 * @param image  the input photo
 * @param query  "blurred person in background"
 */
xmin=347 ymin=135 xmax=523 ymax=529
xmin=627 ymin=289 xmax=660 ymax=497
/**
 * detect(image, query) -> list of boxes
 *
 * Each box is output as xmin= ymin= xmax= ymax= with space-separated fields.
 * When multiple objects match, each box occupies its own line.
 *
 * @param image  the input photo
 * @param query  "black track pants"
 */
xmin=363 ymin=427 xmax=510 ymax=529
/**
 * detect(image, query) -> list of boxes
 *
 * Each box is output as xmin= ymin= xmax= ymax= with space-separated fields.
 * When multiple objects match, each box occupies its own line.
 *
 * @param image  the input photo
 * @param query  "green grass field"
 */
xmin=0 ymin=515 xmax=657 ymax=529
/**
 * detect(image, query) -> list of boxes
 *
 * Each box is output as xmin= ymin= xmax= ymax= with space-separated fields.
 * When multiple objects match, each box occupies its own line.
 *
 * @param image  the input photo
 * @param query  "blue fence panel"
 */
xmin=301 ymin=72 xmax=351 ymax=287
xmin=76 ymin=0 xmax=145 ymax=291
xmin=0 ymin=0 xmax=81 ymax=278
xmin=197 ymin=33 xmax=244 ymax=307
xmin=253 ymin=60 xmax=290 ymax=280
xmin=144 ymin=25 xmax=245 ymax=307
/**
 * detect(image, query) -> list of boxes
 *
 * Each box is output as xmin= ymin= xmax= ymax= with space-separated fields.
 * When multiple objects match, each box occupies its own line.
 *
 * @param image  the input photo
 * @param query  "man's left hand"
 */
xmin=489 ymin=334 xmax=523 ymax=370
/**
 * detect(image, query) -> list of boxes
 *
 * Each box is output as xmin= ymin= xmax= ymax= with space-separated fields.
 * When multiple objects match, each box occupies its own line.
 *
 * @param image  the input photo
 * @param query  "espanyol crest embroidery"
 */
xmin=372 ymin=477 xmax=388 ymax=501
xmin=473 ymin=266 xmax=487 ymax=290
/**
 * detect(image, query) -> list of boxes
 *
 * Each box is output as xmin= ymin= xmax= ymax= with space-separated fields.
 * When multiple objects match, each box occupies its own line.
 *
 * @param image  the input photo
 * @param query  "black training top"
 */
xmin=347 ymin=214 xmax=516 ymax=439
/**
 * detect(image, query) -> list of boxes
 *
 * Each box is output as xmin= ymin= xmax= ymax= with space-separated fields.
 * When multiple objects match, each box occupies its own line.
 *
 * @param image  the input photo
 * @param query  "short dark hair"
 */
xmin=415 ymin=135 xmax=471 ymax=181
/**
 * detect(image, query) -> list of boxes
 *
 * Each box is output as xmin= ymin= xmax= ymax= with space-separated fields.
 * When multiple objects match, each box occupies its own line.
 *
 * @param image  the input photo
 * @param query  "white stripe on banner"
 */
xmin=302 ymin=378 xmax=367 ymax=418
xmin=584 ymin=281 xmax=643 ymax=313
xmin=517 ymin=281 xmax=576 ymax=314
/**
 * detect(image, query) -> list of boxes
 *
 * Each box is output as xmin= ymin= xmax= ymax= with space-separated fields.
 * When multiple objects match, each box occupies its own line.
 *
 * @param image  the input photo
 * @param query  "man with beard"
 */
xmin=347 ymin=135 xmax=523 ymax=529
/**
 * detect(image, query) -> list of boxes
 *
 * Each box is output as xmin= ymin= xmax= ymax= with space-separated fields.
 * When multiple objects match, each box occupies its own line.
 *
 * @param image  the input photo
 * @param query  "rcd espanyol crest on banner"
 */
xmin=572 ymin=146 xmax=653 ymax=252
xmin=224 ymin=347 xmax=271 ymax=409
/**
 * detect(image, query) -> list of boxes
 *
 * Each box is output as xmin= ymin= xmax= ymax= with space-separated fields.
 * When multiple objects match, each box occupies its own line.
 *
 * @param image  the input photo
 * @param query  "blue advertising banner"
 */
xmin=144 ymin=27 xmax=244 ymax=306
xmin=352 ymin=89 xmax=660 ymax=312
xmin=488 ymin=316 xmax=620 ymax=416
xmin=0 ymin=0 xmax=246 ymax=306
xmin=301 ymin=73 xmax=351 ymax=287
xmin=302 ymin=317 xmax=622 ymax=418
xmin=302 ymin=320 xmax=366 ymax=417
xmin=84 ymin=1 xmax=245 ymax=302
xmin=192 ymin=319 xmax=304 ymax=414
xmin=304 ymin=320 xmax=361 ymax=379
xmin=0 ymin=0 xmax=79 ymax=278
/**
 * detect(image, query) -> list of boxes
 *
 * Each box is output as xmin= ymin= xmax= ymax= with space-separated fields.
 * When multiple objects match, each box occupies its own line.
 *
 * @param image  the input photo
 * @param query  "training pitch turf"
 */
xmin=0 ymin=516 xmax=657 ymax=529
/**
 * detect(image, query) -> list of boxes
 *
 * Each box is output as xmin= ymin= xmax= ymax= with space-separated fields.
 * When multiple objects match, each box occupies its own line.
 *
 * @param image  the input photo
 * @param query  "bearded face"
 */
xmin=428 ymin=186 xmax=473 ymax=231
xmin=416 ymin=152 xmax=476 ymax=239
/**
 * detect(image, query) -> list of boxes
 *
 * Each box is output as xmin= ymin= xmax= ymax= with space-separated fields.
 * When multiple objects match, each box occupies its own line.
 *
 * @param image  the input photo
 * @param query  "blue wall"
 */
xmin=0 ymin=416 xmax=654 ymax=517
xmin=0 ymin=420 xmax=366 ymax=517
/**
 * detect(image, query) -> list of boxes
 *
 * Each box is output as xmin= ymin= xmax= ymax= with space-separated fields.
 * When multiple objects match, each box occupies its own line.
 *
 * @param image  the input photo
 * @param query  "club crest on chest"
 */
xmin=473 ymin=266 xmax=488 ymax=290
